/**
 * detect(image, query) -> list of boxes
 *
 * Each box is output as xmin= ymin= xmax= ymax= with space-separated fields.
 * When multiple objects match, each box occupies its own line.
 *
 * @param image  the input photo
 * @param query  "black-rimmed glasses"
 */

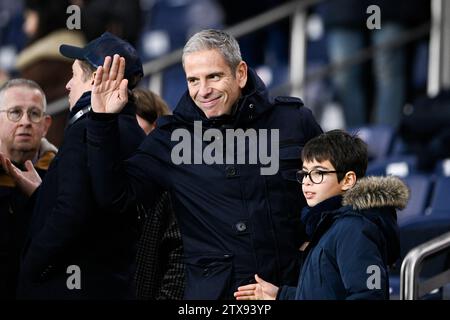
xmin=296 ymin=169 xmax=341 ymax=184
xmin=0 ymin=107 xmax=44 ymax=124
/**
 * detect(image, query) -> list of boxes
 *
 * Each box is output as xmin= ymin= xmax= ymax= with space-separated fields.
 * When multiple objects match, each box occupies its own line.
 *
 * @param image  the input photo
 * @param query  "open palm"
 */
xmin=91 ymin=54 xmax=129 ymax=113
xmin=0 ymin=154 xmax=41 ymax=197
xmin=234 ymin=274 xmax=278 ymax=300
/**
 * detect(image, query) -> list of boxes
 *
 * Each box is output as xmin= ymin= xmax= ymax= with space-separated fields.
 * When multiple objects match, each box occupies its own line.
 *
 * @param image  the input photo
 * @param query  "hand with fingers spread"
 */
xmin=0 ymin=153 xmax=41 ymax=197
xmin=234 ymin=274 xmax=279 ymax=300
xmin=91 ymin=54 xmax=129 ymax=113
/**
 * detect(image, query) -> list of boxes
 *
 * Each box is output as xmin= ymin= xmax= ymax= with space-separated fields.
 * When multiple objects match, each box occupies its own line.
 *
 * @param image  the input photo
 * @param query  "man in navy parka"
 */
xmin=87 ymin=29 xmax=323 ymax=299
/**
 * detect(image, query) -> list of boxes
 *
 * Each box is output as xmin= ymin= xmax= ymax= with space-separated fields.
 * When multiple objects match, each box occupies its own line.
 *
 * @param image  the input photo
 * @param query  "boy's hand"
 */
xmin=234 ymin=274 xmax=279 ymax=300
xmin=91 ymin=54 xmax=128 ymax=113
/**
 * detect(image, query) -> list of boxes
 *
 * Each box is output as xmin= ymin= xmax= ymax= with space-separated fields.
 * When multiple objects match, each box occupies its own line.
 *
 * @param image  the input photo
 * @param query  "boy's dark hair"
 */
xmin=301 ymin=129 xmax=368 ymax=181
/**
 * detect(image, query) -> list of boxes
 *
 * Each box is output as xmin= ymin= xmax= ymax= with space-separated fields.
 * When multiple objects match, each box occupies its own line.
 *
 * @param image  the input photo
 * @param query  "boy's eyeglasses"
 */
xmin=296 ymin=169 xmax=341 ymax=184
xmin=0 ymin=107 xmax=44 ymax=124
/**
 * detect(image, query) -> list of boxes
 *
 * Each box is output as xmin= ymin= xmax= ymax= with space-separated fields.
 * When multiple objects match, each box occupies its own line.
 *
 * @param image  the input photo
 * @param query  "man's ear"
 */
xmin=91 ymin=71 xmax=96 ymax=85
xmin=42 ymin=115 xmax=52 ymax=137
xmin=341 ymin=171 xmax=357 ymax=191
xmin=236 ymin=61 xmax=248 ymax=89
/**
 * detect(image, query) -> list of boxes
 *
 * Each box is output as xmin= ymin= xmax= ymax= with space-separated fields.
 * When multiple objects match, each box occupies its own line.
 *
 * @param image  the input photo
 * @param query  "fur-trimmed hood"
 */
xmin=342 ymin=176 xmax=409 ymax=211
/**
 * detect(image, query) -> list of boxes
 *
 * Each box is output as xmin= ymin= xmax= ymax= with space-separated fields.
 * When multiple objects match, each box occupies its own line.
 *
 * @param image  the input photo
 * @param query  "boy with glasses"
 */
xmin=235 ymin=130 xmax=409 ymax=300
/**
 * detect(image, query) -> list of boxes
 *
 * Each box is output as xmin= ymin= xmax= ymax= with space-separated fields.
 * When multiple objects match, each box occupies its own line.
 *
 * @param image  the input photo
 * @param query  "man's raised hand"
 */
xmin=91 ymin=54 xmax=129 ymax=113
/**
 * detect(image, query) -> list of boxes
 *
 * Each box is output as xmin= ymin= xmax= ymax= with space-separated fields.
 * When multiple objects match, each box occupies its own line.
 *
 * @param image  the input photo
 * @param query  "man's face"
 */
xmin=184 ymin=49 xmax=247 ymax=118
xmin=66 ymin=60 xmax=94 ymax=109
xmin=0 ymin=86 xmax=51 ymax=161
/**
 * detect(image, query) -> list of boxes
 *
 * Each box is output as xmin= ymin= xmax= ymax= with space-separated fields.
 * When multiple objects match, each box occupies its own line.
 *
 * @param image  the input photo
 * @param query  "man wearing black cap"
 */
xmin=8 ymin=32 xmax=150 ymax=299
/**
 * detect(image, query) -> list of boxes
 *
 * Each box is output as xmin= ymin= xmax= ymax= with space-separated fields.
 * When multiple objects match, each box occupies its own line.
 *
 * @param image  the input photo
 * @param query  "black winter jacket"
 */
xmin=87 ymin=69 xmax=323 ymax=299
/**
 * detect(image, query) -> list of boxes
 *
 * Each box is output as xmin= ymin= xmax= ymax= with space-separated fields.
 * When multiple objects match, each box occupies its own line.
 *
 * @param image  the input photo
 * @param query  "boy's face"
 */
xmin=301 ymin=159 xmax=348 ymax=207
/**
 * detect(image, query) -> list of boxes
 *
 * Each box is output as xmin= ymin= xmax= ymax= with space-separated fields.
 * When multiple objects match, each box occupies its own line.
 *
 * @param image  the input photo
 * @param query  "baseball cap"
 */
xmin=59 ymin=32 xmax=144 ymax=82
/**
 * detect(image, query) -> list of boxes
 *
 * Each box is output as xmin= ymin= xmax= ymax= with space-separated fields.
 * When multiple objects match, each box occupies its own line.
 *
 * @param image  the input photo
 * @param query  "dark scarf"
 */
xmin=301 ymin=195 xmax=343 ymax=239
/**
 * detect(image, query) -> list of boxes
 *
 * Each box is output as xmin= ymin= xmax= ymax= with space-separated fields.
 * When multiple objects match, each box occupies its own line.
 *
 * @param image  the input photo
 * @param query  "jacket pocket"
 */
xmin=183 ymin=253 xmax=233 ymax=300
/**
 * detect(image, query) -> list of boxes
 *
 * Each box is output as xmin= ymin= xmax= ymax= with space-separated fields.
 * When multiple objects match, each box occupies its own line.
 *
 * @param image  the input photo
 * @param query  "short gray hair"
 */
xmin=0 ymin=78 xmax=47 ymax=111
xmin=182 ymin=29 xmax=242 ymax=73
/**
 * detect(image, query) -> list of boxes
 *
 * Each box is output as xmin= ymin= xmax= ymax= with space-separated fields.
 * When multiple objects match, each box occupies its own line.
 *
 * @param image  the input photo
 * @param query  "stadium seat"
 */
xmin=434 ymin=158 xmax=450 ymax=177
xmin=428 ymin=177 xmax=450 ymax=216
xmin=366 ymin=155 xmax=418 ymax=177
xmin=397 ymin=175 xmax=433 ymax=226
xmin=349 ymin=125 xmax=395 ymax=161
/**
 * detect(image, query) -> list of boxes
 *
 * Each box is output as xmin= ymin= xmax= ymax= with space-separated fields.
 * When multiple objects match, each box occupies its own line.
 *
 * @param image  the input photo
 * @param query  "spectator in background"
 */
xmin=3 ymin=33 xmax=146 ymax=299
xmin=0 ymin=0 xmax=27 ymax=86
xmin=16 ymin=0 xmax=85 ymax=102
xmin=317 ymin=0 xmax=429 ymax=128
xmin=80 ymin=0 xmax=142 ymax=46
xmin=132 ymin=88 xmax=184 ymax=300
xmin=133 ymin=88 xmax=171 ymax=135
xmin=15 ymin=0 xmax=85 ymax=147
xmin=0 ymin=79 xmax=55 ymax=299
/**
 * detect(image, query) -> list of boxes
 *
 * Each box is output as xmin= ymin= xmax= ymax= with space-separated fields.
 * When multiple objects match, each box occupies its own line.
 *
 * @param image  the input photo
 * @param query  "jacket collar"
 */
xmin=171 ymin=68 xmax=272 ymax=128
xmin=69 ymin=91 xmax=92 ymax=119
xmin=301 ymin=195 xmax=343 ymax=239
xmin=305 ymin=176 xmax=407 ymax=265
xmin=68 ymin=91 xmax=136 ymax=127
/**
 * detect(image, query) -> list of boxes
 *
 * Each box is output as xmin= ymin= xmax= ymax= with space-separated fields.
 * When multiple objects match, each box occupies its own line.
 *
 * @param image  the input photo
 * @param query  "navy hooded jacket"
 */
xmin=278 ymin=176 xmax=409 ymax=300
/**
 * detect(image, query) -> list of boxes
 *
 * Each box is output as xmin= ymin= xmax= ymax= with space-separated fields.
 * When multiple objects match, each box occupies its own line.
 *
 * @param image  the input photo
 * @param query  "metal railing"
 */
xmin=401 ymin=231 xmax=450 ymax=300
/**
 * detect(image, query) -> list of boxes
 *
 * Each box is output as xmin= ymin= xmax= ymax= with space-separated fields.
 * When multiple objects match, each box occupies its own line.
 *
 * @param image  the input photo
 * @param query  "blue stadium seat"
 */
xmin=434 ymin=158 xmax=450 ymax=177
xmin=349 ymin=125 xmax=395 ymax=161
xmin=428 ymin=177 xmax=450 ymax=216
xmin=366 ymin=155 xmax=418 ymax=177
xmin=389 ymin=136 xmax=409 ymax=156
xmin=397 ymin=175 xmax=432 ymax=226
